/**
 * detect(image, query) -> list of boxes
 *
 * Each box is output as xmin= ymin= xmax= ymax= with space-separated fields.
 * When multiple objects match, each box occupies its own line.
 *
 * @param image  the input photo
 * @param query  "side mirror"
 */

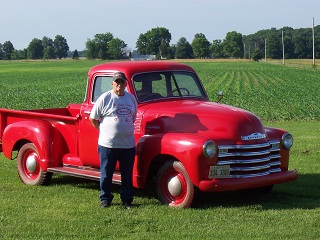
xmin=217 ymin=91 xmax=223 ymax=103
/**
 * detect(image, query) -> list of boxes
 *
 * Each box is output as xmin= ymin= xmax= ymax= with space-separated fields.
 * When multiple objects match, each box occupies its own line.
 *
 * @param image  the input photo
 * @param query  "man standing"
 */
xmin=89 ymin=72 xmax=137 ymax=209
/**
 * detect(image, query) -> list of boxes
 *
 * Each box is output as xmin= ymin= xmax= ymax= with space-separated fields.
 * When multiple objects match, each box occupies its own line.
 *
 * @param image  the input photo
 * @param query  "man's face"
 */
xmin=112 ymin=79 xmax=127 ymax=96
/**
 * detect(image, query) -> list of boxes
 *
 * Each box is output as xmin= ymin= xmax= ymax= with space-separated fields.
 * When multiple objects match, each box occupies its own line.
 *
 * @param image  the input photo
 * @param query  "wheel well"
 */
xmin=11 ymin=139 xmax=31 ymax=159
xmin=146 ymin=154 xmax=178 ymax=180
xmin=13 ymin=139 xmax=31 ymax=151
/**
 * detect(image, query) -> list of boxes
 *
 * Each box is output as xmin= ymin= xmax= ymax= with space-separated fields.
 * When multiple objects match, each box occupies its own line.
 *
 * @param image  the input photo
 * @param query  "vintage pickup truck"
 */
xmin=0 ymin=61 xmax=297 ymax=208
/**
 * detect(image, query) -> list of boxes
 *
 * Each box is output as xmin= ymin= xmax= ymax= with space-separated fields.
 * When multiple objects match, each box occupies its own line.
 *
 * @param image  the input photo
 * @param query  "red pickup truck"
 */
xmin=0 ymin=61 xmax=297 ymax=208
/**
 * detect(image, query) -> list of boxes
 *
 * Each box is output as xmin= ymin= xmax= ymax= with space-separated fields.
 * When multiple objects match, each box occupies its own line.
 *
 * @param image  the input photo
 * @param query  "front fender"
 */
xmin=136 ymin=133 xmax=211 ymax=187
xmin=2 ymin=120 xmax=63 ymax=170
xmin=265 ymin=126 xmax=291 ymax=169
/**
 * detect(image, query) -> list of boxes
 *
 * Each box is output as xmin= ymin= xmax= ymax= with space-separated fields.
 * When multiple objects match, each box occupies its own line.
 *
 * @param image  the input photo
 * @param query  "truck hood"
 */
xmin=141 ymin=100 xmax=267 ymax=145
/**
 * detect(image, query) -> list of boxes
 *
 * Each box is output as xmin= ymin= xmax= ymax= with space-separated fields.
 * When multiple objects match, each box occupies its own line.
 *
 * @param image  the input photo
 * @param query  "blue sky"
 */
xmin=1 ymin=0 xmax=319 ymax=51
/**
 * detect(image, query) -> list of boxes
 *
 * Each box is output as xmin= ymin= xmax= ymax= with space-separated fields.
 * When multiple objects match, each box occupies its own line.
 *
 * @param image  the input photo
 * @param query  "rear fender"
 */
xmin=2 ymin=120 xmax=64 ymax=170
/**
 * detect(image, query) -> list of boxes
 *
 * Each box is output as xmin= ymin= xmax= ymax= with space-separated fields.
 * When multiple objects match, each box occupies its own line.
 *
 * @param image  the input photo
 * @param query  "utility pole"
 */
xmin=282 ymin=30 xmax=285 ymax=65
xmin=312 ymin=17 xmax=315 ymax=66
xmin=265 ymin=38 xmax=267 ymax=62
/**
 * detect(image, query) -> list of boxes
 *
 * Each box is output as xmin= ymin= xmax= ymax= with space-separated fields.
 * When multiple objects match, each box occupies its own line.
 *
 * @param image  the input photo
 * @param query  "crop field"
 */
xmin=0 ymin=60 xmax=319 ymax=239
xmin=187 ymin=61 xmax=320 ymax=121
xmin=0 ymin=60 xmax=319 ymax=121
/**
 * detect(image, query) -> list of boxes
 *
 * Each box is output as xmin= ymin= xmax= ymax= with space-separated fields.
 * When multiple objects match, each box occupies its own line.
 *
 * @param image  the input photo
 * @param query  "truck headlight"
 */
xmin=203 ymin=140 xmax=216 ymax=158
xmin=282 ymin=132 xmax=293 ymax=149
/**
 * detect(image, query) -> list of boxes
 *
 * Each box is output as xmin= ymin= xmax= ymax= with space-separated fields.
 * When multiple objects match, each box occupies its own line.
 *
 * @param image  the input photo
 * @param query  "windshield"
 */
xmin=132 ymin=71 xmax=207 ymax=102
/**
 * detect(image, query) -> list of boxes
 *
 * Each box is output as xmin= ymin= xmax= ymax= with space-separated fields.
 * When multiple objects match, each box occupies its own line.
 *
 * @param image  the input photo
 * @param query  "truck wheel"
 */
xmin=156 ymin=160 xmax=195 ymax=208
xmin=17 ymin=143 xmax=52 ymax=186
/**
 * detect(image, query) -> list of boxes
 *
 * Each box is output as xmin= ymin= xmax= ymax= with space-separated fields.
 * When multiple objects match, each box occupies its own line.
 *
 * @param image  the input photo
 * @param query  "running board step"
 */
xmin=47 ymin=166 xmax=122 ymax=184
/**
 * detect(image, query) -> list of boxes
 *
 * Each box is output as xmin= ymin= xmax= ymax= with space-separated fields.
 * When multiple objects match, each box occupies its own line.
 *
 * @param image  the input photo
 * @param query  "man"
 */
xmin=89 ymin=72 xmax=138 ymax=209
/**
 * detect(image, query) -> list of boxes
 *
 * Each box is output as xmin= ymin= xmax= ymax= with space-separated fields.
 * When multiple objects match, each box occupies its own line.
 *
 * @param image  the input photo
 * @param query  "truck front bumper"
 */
xmin=198 ymin=170 xmax=298 ymax=192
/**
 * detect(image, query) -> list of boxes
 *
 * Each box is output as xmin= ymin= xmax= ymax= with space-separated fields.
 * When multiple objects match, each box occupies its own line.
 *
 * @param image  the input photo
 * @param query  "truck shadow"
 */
xmin=50 ymin=173 xmax=320 ymax=210
xmin=195 ymin=173 xmax=320 ymax=210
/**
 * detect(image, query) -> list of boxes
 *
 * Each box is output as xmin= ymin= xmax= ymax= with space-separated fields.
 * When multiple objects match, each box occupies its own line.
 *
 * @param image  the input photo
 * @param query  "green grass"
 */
xmin=1 ymin=121 xmax=319 ymax=239
xmin=0 ymin=60 xmax=319 ymax=239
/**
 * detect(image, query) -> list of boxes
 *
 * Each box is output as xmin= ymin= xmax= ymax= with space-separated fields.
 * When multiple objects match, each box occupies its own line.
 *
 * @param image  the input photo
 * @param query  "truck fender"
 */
xmin=136 ymin=133 xmax=207 ymax=187
xmin=2 ymin=120 xmax=64 ymax=170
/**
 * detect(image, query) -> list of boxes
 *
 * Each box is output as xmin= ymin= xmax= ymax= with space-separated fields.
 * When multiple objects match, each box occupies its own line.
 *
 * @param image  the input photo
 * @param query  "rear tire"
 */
xmin=17 ymin=143 xmax=52 ymax=186
xmin=156 ymin=160 xmax=195 ymax=208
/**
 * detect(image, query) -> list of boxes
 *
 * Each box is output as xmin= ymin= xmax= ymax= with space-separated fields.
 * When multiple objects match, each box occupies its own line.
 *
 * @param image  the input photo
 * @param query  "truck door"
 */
xmin=78 ymin=75 xmax=114 ymax=168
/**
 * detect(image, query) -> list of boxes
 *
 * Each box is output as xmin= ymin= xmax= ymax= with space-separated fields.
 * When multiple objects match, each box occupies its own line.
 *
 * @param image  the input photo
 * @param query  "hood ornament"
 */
xmin=241 ymin=132 xmax=266 ymax=140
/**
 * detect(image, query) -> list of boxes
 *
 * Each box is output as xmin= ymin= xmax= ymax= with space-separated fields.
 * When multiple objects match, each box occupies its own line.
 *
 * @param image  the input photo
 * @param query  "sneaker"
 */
xmin=100 ymin=201 xmax=111 ymax=208
xmin=122 ymin=201 xmax=133 ymax=209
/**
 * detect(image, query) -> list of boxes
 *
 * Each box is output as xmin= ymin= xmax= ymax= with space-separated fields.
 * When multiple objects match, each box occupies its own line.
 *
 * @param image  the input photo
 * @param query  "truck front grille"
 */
xmin=217 ymin=141 xmax=281 ymax=178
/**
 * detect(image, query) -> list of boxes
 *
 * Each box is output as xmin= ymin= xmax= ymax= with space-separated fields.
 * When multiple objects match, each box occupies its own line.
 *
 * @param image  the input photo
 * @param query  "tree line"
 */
xmin=0 ymin=26 xmax=319 ymax=61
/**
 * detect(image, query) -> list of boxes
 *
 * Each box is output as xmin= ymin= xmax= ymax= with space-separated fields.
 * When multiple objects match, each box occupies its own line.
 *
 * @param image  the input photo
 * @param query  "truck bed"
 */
xmin=0 ymin=104 xmax=81 ymax=143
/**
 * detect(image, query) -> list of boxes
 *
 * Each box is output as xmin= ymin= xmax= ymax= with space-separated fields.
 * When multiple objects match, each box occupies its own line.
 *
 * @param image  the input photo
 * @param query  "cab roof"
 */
xmin=88 ymin=61 xmax=196 ymax=79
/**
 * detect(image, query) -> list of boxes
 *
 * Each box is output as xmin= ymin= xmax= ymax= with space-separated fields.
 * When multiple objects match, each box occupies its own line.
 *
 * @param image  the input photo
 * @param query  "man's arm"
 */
xmin=89 ymin=117 xmax=100 ymax=130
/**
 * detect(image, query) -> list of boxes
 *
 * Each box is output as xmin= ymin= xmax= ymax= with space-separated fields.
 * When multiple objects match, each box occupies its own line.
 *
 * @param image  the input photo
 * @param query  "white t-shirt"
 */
xmin=90 ymin=90 xmax=137 ymax=148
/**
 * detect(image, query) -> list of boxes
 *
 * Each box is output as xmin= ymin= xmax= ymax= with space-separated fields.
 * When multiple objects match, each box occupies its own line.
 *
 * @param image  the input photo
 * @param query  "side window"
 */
xmin=92 ymin=76 xmax=113 ymax=102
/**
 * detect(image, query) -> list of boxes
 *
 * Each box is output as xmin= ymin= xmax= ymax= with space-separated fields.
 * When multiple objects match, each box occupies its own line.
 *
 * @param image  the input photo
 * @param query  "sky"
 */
xmin=1 ymin=0 xmax=319 ymax=51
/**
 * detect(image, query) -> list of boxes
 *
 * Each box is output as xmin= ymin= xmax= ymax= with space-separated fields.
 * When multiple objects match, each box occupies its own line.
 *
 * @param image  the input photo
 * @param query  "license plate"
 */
xmin=208 ymin=165 xmax=230 ymax=179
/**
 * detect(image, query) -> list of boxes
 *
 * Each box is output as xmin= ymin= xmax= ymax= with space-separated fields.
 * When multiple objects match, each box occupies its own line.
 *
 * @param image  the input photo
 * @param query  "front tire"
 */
xmin=17 ymin=143 xmax=52 ymax=186
xmin=156 ymin=160 xmax=195 ymax=208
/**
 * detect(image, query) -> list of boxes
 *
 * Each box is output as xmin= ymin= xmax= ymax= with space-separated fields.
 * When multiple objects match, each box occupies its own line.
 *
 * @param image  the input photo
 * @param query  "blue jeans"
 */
xmin=98 ymin=145 xmax=135 ymax=203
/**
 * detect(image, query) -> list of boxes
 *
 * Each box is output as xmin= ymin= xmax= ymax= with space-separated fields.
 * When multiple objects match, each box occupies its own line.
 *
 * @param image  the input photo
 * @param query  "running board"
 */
xmin=47 ymin=166 xmax=122 ymax=184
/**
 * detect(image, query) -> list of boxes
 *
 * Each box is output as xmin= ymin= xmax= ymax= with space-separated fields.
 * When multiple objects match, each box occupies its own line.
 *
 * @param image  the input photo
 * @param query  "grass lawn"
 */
xmin=1 ymin=121 xmax=319 ymax=239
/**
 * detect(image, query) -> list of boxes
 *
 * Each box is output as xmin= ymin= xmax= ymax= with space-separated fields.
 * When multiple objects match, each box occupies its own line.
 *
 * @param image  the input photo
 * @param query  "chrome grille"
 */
xmin=217 ymin=141 xmax=281 ymax=178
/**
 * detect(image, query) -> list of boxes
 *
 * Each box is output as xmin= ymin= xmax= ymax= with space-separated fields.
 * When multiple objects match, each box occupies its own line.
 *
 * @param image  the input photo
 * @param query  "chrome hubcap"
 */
xmin=167 ymin=176 xmax=182 ymax=196
xmin=26 ymin=155 xmax=37 ymax=173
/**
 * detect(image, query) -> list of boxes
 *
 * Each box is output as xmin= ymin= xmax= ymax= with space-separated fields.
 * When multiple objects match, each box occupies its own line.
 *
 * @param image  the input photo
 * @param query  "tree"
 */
xmin=175 ymin=37 xmax=193 ymax=59
xmin=107 ymin=38 xmax=127 ymax=59
xmin=41 ymin=37 xmax=55 ymax=59
xmin=0 ymin=43 xmax=3 ymax=60
xmin=211 ymin=39 xmax=224 ymax=58
xmin=281 ymin=27 xmax=295 ymax=59
xmin=54 ymin=35 xmax=69 ymax=59
xmin=266 ymin=28 xmax=282 ymax=59
xmin=43 ymin=46 xmax=55 ymax=59
xmin=159 ymin=39 xmax=171 ymax=59
xmin=27 ymin=38 xmax=43 ymax=59
xmin=136 ymin=27 xmax=171 ymax=57
xmin=136 ymin=33 xmax=148 ymax=54
xmin=191 ymin=33 xmax=210 ymax=58
xmin=95 ymin=33 xmax=114 ymax=59
xmin=293 ymin=28 xmax=313 ymax=59
xmin=85 ymin=40 xmax=97 ymax=60
xmin=223 ymin=31 xmax=243 ymax=58
xmin=42 ymin=36 xmax=54 ymax=49
xmin=2 ymin=41 xmax=14 ymax=60
xmin=11 ymin=49 xmax=28 ymax=60
xmin=72 ymin=49 xmax=79 ymax=59
xmin=85 ymin=33 xmax=114 ymax=60
xmin=251 ymin=48 xmax=263 ymax=61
